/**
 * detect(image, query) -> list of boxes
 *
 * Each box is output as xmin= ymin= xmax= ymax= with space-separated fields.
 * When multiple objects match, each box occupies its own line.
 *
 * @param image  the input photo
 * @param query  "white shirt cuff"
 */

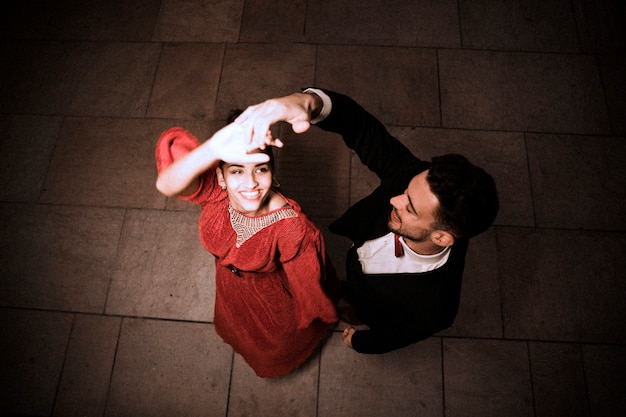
xmin=302 ymin=88 xmax=332 ymax=124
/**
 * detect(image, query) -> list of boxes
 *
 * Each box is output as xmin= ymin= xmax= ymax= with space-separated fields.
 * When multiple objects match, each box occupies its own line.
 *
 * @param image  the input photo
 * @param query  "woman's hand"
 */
xmin=207 ymin=122 xmax=274 ymax=164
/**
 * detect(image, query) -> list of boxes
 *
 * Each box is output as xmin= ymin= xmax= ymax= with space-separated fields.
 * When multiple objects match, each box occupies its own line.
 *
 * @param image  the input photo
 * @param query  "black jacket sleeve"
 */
xmin=315 ymin=89 xmax=430 ymax=185
xmin=351 ymin=319 xmax=446 ymax=354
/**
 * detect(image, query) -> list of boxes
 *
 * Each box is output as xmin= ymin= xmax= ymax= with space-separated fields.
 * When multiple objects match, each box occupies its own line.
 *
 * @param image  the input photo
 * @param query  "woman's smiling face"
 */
xmin=217 ymin=161 xmax=274 ymax=216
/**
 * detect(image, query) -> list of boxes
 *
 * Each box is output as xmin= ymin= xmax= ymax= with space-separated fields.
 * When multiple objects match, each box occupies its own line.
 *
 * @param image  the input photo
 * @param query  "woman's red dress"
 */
xmin=156 ymin=128 xmax=339 ymax=378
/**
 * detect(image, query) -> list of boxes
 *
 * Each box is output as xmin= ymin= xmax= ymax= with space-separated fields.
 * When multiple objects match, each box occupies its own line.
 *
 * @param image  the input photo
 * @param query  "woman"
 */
xmin=155 ymin=122 xmax=339 ymax=378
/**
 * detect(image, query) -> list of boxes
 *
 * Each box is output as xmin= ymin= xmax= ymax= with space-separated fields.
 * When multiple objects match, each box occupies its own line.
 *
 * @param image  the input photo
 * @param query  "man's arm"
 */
xmin=349 ymin=323 xmax=434 ymax=354
xmin=314 ymin=89 xmax=428 ymax=183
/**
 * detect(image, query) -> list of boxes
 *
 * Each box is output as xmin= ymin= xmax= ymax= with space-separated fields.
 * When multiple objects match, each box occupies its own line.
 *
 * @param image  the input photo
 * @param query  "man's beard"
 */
xmin=387 ymin=218 xmax=433 ymax=243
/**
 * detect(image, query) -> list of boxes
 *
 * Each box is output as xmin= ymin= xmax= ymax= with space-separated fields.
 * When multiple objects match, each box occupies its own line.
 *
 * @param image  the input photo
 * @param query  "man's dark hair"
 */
xmin=426 ymin=154 xmax=498 ymax=239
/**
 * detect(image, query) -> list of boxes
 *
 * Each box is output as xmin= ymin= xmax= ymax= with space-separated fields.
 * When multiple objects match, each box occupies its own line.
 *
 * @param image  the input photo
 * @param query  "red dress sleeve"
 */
xmin=279 ymin=221 xmax=339 ymax=329
xmin=155 ymin=127 xmax=200 ymax=172
xmin=155 ymin=127 xmax=219 ymax=203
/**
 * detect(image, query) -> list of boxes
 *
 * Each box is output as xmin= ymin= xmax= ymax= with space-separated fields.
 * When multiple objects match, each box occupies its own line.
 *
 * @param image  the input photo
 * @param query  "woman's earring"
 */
xmin=272 ymin=179 xmax=281 ymax=188
xmin=221 ymin=185 xmax=227 ymax=190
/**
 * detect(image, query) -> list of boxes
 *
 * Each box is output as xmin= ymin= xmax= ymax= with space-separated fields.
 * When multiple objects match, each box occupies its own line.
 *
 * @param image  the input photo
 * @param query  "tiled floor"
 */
xmin=1 ymin=1 xmax=625 ymax=416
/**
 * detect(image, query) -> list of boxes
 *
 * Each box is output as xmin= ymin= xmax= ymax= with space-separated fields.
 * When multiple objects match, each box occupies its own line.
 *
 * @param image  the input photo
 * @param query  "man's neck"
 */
xmin=403 ymin=238 xmax=447 ymax=256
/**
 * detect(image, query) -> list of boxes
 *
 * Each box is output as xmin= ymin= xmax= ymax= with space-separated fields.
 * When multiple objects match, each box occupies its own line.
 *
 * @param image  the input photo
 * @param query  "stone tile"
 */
xmin=147 ymin=43 xmax=225 ymax=120
xmin=273 ymin=125 xmax=351 ymax=218
xmin=0 ymin=41 xmax=161 ymax=117
xmin=215 ymin=43 xmax=316 ymax=120
xmin=40 ymin=117 xmax=176 ymax=209
xmin=497 ymin=227 xmax=626 ymax=343
xmin=529 ymin=342 xmax=589 ymax=417
xmin=439 ymin=229 xmax=502 ymax=338
xmin=316 ymin=46 xmax=440 ymax=127
xmin=526 ymin=133 xmax=626 ymax=230
xmin=598 ymin=55 xmax=626 ymax=135
xmin=0 ymin=308 xmax=73 ymax=416
xmin=228 ymin=349 xmax=319 ymax=416
xmin=106 ymin=209 xmax=215 ymax=322
xmin=0 ymin=203 xmax=124 ymax=313
xmin=0 ymin=115 xmax=62 ymax=203
xmin=240 ymin=0 xmax=307 ymax=43
xmin=305 ymin=0 xmax=460 ymax=48
xmin=47 ymin=0 xmax=162 ymax=41
xmin=53 ymin=314 xmax=121 ymax=417
xmin=459 ymin=0 xmax=580 ymax=52
xmin=106 ymin=318 xmax=232 ymax=417
xmin=439 ymin=50 xmax=612 ymax=134
xmin=319 ymin=333 xmax=443 ymax=417
xmin=583 ymin=344 xmax=626 ymax=417
xmin=153 ymin=0 xmax=244 ymax=42
xmin=0 ymin=0 xmax=55 ymax=40
xmin=443 ymin=338 xmax=533 ymax=417
xmin=574 ymin=0 xmax=626 ymax=54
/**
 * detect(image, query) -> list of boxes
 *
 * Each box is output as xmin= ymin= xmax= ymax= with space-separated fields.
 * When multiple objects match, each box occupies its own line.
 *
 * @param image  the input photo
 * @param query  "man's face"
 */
xmin=388 ymin=170 xmax=440 ymax=243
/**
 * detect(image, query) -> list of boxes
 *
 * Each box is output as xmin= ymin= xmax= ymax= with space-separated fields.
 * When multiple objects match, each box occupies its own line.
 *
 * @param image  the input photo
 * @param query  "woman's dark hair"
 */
xmin=426 ymin=154 xmax=498 ymax=238
xmin=227 ymin=109 xmax=244 ymax=124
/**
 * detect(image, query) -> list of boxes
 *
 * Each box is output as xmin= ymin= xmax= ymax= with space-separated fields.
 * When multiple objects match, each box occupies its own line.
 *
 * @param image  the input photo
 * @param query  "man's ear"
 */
xmin=216 ymin=167 xmax=226 ymax=189
xmin=431 ymin=230 xmax=455 ymax=247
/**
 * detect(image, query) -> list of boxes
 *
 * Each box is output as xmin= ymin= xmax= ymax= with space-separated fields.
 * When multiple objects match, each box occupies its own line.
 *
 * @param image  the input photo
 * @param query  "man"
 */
xmin=236 ymin=88 xmax=498 ymax=353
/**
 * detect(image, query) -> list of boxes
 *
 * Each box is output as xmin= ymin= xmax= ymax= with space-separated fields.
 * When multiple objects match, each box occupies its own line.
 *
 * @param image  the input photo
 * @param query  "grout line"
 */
xmin=224 ymin=350 xmax=235 ymax=417
xmin=50 ymin=313 xmax=76 ymax=416
xmin=102 ymin=207 xmax=129 ymax=316
xmin=315 ymin=344 xmax=322 ymax=417
xmin=102 ymin=316 xmax=125 ymax=417
xmin=526 ymin=341 xmax=538 ymax=417
xmin=494 ymin=227 xmax=507 ymax=340
xmin=143 ymin=42 xmax=165 ymax=119
xmin=436 ymin=48 xmax=443 ymax=128
xmin=522 ymin=133 xmax=538 ymax=229
xmin=579 ymin=343 xmax=594 ymax=417
xmin=456 ymin=0 xmax=464 ymax=48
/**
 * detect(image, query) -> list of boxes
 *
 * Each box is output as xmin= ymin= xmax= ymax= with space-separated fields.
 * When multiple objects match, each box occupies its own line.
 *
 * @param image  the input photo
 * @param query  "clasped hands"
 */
xmin=213 ymin=93 xmax=317 ymax=163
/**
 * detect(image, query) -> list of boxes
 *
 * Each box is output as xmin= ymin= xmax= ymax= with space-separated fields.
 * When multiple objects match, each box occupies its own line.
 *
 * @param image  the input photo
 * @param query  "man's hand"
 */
xmin=235 ymin=92 xmax=322 ymax=149
xmin=342 ymin=327 xmax=356 ymax=349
